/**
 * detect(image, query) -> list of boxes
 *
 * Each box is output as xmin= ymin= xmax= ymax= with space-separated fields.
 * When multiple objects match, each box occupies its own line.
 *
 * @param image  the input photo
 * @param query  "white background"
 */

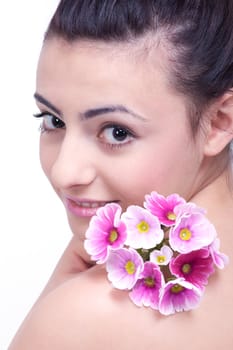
xmin=1 ymin=2 xmax=233 ymax=350
xmin=0 ymin=1 xmax=71 ymax=348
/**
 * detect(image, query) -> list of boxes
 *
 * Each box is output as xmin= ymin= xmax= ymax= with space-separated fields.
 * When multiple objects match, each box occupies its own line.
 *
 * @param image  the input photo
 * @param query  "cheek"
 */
xmin=107 ymin=139 xmax=200 ymax=205
xmin=103 ymin=152 xmax=169 ymax=207
xmin=39 ymin=138 xmax=55 ymax=179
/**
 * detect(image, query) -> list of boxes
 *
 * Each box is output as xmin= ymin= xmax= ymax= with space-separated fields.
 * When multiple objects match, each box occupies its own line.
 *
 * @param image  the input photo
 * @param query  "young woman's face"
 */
xmin=36 ymin=38 xmax=206 ymax=238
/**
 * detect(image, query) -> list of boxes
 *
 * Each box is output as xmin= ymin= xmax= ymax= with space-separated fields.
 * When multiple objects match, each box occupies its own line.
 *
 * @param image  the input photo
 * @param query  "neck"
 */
xmin=191 ymin=167 xmax=233 ymax=258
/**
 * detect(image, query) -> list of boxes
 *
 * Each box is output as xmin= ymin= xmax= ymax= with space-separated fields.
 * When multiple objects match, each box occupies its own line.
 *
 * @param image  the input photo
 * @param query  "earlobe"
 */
xmin=204 ymin=92 xmax=233 ymax=156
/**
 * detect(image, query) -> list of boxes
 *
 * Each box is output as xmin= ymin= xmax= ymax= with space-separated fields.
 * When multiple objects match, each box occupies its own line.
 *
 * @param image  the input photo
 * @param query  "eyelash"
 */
xmin=33 ymin=112 xmax=65 ymax=133
xmin=33 ymin=112 xmax=136 ymax=149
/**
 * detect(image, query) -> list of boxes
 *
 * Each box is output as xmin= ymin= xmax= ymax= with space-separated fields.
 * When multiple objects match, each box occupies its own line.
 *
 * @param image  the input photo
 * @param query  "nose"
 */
xmin=50 ymin=133 xmax=97 ymax=190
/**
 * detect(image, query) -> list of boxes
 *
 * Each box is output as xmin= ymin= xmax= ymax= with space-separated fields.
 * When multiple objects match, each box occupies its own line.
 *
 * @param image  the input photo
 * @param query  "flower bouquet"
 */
xmin=84 ymin=192 xmax=228 ymax=315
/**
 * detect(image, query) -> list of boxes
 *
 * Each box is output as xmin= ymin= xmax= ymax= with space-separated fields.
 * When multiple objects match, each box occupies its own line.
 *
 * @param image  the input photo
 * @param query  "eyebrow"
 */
xmin=81 ymin=106 xmax=146 ymax=121
xmin=34 ymin=92 xmax=147 ymax=121
xmin=34 ymin=93 xmax=61 ymax=115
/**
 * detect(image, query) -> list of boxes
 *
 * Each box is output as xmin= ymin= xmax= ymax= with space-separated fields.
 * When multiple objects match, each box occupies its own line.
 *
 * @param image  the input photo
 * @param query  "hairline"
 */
xmin=43 ymin=30 xmax=206 ymax=139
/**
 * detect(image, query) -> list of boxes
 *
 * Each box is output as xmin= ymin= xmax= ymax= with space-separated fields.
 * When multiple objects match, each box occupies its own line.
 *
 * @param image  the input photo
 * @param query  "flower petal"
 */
xmin=122 ymin=205 xmax=164 ymax=249
xmin=106 ymin=248 xmax=144 ymax=290
xmin=84 ymin=203 xmax=127 ymax=263
xmin=159 ymin=278 xmax=202 ymax=315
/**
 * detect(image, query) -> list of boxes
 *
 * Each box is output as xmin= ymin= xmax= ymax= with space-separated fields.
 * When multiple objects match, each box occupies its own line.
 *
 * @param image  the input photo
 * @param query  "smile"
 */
xmin=64 ymin=197 xmax=117 ymax=218
xmin=75 ymin=200 xmax=109 ymax=208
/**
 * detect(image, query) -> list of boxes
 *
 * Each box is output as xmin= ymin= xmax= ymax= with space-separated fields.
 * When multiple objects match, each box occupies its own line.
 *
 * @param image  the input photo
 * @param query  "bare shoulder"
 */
xmin=8 ymin=266 xmax=157 ymax=350
xmin=9 ymin=265 xmax=233 ymax=350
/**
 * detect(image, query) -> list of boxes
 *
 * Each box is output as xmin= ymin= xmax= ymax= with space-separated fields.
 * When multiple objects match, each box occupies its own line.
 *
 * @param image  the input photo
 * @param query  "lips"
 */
xmin=64 ymin=196 xmax=117 ymax=218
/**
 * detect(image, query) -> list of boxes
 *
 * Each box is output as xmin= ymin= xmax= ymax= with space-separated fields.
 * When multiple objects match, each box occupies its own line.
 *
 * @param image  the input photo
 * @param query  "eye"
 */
xmin=99 ymin=124 xmax=135 ymax=147
xmin=34 ymin=112 xmax=65 ymax=132
xmin=43 ymin=115 xmax=65 ymax=130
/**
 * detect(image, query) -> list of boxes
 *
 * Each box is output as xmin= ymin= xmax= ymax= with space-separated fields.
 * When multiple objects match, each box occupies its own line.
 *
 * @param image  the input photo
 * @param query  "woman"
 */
xmin=9 ymin=1 xmax=233 ymax=349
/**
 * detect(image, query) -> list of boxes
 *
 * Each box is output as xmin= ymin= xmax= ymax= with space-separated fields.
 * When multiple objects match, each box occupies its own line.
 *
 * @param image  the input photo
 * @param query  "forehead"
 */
xmin=36 ymin=37 xmax=187 ymax=120
xmin=37 ymin=37 xmax=165 ymax=81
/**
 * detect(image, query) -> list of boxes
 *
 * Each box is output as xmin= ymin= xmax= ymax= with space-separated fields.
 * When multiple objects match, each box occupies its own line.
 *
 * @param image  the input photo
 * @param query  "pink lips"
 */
xmin=64 ymin=197 xmax=110 ymax=217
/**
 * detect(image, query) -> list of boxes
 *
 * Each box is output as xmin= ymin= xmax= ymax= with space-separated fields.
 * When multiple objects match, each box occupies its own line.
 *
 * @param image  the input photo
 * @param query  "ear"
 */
xmin=204 ymin=92 xmax=233 ymax=156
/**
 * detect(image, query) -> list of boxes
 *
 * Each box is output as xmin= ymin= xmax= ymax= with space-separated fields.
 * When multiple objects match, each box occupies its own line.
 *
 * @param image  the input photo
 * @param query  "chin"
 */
xmin=67 ymin=215 xmax=91 ymax=239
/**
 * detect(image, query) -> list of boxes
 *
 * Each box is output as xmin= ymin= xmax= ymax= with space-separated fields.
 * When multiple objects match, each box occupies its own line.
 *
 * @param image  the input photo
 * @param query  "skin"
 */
xmin=9 ymin=37 xmax=233 ymax=349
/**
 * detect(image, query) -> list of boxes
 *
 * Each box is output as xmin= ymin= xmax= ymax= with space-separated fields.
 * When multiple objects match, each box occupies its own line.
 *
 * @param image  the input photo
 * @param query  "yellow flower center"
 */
xmin=144 ymin=277 xmax=155 ymax=288
xmin=157 ymin=255 xmax=166 ymax=264
xmin=125 ymin=261 xmax=136 ymax=275
xmin=109 ymin=229 xmax=118 ymax=243
xmin=137 ymin=220 xmax=150 ymax=233
xmin=182 ymin=263 xmax=192 ymax=274
xmin=171 ymin=284 xmax=184 ymax=294
xmin=167 ymin=212 xmax=176 ymax=221
xmin=179 ymin=228 xmax=192 ymax=241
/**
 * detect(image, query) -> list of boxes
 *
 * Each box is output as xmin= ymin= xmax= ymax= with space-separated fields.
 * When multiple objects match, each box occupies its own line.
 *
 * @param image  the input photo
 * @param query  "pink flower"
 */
xmin=129 ymin=262 xmax=164 ymax=310
xmin=169 ymin=212 xmax=216 ymax=253
xmin=174 ymin=202 xmax=206 ymax=218
xmin=150 ymin=245 xmax=173 ymax=265
xmin=209 ymin=238 xmax=229 ymax=269
xmin=106 ymin=248 xmax=144 ymax=290
xmin=170 ymin=249 xmax=215 ymax=290
xmin=159 ymin=278 xmax=202 ymax=315
xmin=84 ymin=203 xmax=127 ymax=264
xmin=121 ymin=205 xmax=164 ymax=249
xmin=144 ymin=192 xmax=185 ymax=226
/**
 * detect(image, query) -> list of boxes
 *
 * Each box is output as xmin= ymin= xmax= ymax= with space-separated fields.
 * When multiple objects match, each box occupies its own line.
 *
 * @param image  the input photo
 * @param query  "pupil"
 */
xmin=113 ymin=127 xmax=127 ymax=141
xmin=53 ymin=117 xmax=64 ymax=128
